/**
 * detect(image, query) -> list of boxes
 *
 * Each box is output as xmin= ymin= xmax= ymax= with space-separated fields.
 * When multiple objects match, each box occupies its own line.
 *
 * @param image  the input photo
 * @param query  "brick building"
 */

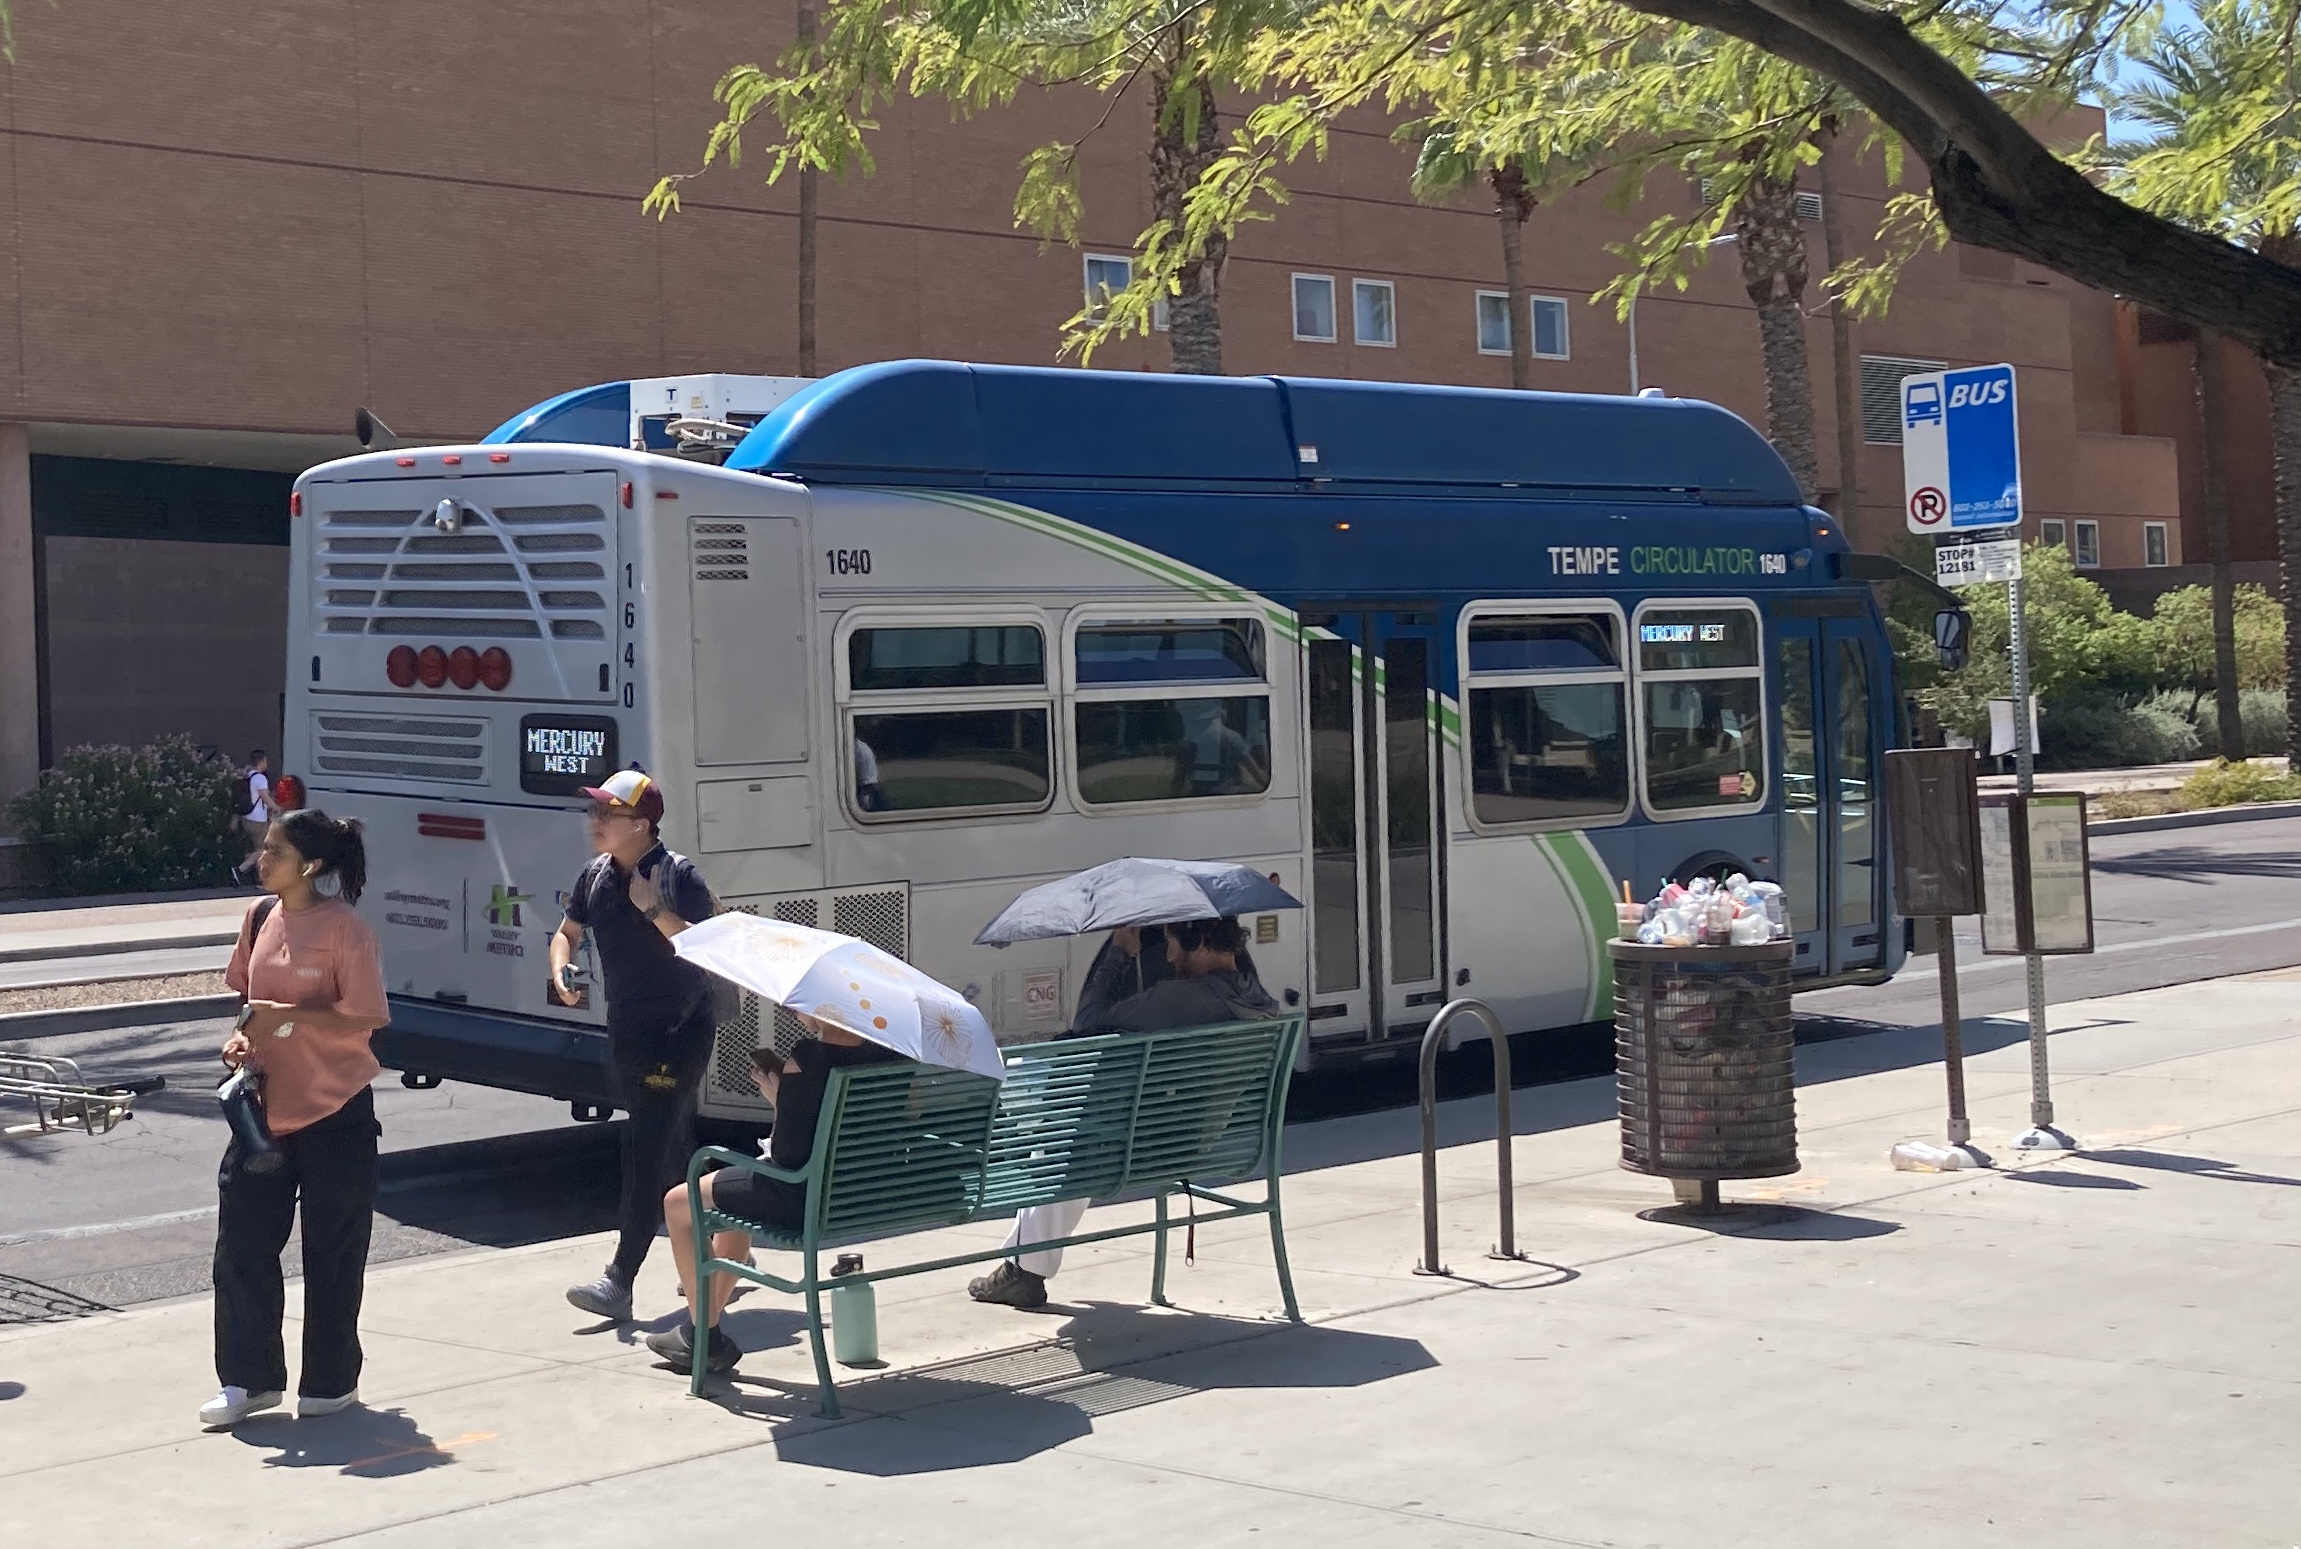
xmin=0 ymin=1 xmax=2187 ymax=831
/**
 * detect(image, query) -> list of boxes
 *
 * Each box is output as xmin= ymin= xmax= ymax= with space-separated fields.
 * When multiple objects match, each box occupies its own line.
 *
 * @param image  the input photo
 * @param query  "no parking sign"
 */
xmin=1901 ymin=364 xmax=2022 ymax=534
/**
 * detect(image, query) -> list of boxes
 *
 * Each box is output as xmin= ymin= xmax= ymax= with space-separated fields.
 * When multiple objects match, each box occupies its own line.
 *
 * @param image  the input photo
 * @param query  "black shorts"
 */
xmin=707 ymin=1163 xmax=807 ymax=1234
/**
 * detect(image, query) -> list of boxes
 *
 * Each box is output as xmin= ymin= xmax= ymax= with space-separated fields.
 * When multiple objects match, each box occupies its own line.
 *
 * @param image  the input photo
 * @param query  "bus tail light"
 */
xmin=289 ymin=491 xmax=302 ymax=517
xmin=415 ymin=645 xmax=449 ymax=688
xmin=478 ymin=647 xmax=513 ymax=691
xmin=417 ymin=812 xmax=487 ymax=842
xmin=386 ymin=645 xmax=419 ymax=688
xmin=446 ymin=645 xmax=480 ymax=690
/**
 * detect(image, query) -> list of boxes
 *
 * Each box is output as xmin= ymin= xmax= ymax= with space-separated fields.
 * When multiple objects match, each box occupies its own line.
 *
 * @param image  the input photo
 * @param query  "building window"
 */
xmin=1636 ymin=604 xmax=1767 ymax=815
xmin=2074 ymin=520 xmax=2101 ymax=569
xmin=843 ymin=621 xmax=1053 ymax=820
xmin=1475 ymin=291 xmax=1512 ymax=355
xmin=1293 ymin=274 xmax=1337 ymax=342
xmin=1859 ymin=355 xmax=1949 ymax=444
xmin=1353 ymin=280 xmax=1396 ymax=347
xmin=1531 ymin=297 xmax=1570 ymax=360
xmin=1084 ymin=255 xmax=1131 ymax=319
xmin=1073 ymin=618 xmax=1272 ymax=806
xmin=2144 ymin=521 xmax=2169 ymax=567
xmin=1462 ymin=609 xmax=1630 ymax=829
xmin=2040 ymin=520 xmax=2066 ymax=547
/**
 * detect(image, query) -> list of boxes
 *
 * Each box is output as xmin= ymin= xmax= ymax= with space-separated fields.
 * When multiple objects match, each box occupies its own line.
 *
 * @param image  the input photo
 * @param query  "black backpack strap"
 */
xmin=238 ymin=896 xmax=279 ymax=1007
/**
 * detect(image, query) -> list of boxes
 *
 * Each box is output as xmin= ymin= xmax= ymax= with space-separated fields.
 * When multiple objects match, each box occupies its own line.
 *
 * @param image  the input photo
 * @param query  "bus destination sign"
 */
xmin=519 ymin=714 xmax=619 ymax=796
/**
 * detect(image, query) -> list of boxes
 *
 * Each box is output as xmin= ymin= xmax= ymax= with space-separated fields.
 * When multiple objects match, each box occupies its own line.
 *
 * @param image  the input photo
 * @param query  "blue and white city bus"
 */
xmin=284 ymin=360 xmax=1904 ymax=1126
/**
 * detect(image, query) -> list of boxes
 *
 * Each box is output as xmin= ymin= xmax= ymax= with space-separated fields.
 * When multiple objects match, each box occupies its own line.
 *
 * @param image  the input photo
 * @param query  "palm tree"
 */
xmin=1729 ymin=167 xmax=1821 ymax=502
xmin=1410 ymin=139 xmax=1537 ymax=388
xmin=2195 ymin=324 xmax=2244 ymax=756
xmin=2107 ymin=0 xmax=2301 ymax=763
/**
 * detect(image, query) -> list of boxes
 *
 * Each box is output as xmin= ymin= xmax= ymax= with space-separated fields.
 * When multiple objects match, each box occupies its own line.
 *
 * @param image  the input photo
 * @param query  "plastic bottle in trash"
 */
xmin=1729 ymin=911 xmax=1772 ymax=946
xmin=1704 ymin=892 xmax=1736 ymax=943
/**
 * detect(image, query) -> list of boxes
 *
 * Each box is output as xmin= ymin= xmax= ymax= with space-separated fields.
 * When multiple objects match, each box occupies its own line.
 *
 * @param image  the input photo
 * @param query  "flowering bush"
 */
xmin=5 ymin=737 xmax=245 ymax=896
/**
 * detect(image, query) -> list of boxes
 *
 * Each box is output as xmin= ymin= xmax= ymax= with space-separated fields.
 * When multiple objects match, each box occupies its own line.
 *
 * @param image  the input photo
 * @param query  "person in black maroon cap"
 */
xmin=547 ymin=769 xmax=721 ymax=1321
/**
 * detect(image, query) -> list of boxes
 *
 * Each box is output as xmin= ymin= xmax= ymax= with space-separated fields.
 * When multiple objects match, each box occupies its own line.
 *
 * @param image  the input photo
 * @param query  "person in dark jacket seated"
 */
xmin=647 ymin=1013 xmax=901 ymax=1373
xmin=969 ymin=915 xmax=1278 ymax=1310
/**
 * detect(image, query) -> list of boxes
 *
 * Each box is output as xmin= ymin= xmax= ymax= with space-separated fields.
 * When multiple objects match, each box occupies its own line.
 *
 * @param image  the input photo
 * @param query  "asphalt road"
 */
xmin=4 ymin=811 xmax=2294 ymax=1319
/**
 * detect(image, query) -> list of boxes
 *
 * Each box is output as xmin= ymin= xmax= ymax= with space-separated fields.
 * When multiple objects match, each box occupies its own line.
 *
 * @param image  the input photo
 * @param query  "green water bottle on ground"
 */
xmin=829 ymin=1252 xmax=879 ymax=1366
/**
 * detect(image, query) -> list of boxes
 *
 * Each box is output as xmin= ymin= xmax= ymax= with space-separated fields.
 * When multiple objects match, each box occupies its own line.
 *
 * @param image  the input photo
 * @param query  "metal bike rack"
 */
xmin=1415 ymin=998 xmax=1523 ymax=1275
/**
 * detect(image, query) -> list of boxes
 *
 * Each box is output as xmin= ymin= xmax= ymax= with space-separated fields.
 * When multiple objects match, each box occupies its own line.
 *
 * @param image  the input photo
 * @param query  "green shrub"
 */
xmin=2037 ymin=694 xmax=2197 ymax=769
xmin=2178 ymin=688 xmax=2291 ymax=760
xmin=5 ymin=737 xmax=245 ymax=897
xmin=2178 ymin=758 xmax=2301 ymax=810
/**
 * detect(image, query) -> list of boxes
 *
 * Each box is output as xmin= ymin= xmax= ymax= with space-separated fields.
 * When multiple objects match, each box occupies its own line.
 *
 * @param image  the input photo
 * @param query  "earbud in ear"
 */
xmin=304 ymin=865 xmax=319 ymax=878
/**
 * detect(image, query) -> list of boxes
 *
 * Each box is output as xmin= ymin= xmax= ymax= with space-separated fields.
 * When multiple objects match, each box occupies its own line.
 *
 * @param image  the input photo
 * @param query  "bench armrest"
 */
xmin=687 ymin=1143 xmax=813 ymax=1190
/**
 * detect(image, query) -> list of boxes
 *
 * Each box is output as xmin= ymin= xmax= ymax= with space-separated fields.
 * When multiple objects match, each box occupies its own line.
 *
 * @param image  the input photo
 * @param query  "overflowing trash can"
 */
xmin=1609 ymin=938 xmax=1798 ymax=1210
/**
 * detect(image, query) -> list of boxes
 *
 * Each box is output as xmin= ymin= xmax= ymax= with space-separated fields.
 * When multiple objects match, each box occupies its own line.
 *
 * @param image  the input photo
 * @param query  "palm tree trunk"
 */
xmin=2269 ymin=358 xmax=2301 ymax=769
xmin=1492 ymin=165 xmax=1534 ymax=391
xmin=1816 ymin=127 xmax=1862 ymax=531
xmin=1734 ymin=174 xmax=1820 ymax=502
xmin=1149 ymin=56 xmax=1225 ymax=375
xmin=2196 ymin=325 xmax=2242 ymax=757
xmin=796 ymin=5 xmax=819 ymax=376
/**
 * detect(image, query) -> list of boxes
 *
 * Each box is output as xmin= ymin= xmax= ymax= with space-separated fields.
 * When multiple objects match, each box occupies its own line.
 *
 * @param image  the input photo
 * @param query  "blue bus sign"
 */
xmin=1901 ymin=363 xmax=2021 ymax=534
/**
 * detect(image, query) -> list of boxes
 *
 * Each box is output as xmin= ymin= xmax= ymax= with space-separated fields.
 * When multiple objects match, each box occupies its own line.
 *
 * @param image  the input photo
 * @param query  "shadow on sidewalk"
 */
xmin=2081 ymin=1148 xmax=2301 ymax=1187
xmin=232 ymin=1405 xmax=477 ymax=1477
xmin=698 ymin=1306 xmax=1435 ymax=1474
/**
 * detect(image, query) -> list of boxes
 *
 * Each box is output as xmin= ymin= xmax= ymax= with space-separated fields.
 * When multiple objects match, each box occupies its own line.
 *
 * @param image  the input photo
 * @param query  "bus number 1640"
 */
xmin=825 ymin=548 xmax=873 ymax=575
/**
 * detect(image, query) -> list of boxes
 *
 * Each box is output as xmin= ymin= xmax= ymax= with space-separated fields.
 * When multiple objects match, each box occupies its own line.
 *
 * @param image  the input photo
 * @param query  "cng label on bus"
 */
xmin=1902 ymin=363 xmax=2022 ymax=534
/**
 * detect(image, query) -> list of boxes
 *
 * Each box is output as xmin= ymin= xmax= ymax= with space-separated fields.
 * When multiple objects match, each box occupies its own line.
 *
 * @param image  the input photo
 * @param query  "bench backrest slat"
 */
xmin=805 ymin=1017 xmax=1304 ymax=1245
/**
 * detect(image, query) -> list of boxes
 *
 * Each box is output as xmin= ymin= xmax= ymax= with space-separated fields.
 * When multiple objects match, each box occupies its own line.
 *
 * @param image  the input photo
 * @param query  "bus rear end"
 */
xmin=286 ymin=453 xmax=637 ymax=1106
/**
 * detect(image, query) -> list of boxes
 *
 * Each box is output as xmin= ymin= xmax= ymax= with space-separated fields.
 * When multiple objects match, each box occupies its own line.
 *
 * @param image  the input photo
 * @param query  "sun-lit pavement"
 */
xmin=3 ymin=966 xmax=2296 ymax=1546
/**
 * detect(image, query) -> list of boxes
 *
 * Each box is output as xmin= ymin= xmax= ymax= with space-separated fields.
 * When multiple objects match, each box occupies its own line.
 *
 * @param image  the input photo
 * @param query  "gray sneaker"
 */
xmin=968 ymin=1260 xmax=1049 ymax=1309
xmin=646 ymin=1322 xmax=742 ymax=1373
xmin=566 ymin=1268 xmax=634 ymax=1321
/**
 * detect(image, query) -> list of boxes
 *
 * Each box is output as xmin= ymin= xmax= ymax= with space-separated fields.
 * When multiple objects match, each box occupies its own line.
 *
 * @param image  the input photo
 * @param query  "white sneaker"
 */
xmin=199 ymin=1386 xmax=283 ymax=1429
xmin=297 ymin=1390 xmax=360 ymax=1418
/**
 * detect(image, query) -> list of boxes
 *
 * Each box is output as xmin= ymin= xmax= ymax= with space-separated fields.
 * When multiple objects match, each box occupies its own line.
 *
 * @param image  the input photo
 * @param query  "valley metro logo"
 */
xmin=486 ymin=884 xmax=532 ymax=928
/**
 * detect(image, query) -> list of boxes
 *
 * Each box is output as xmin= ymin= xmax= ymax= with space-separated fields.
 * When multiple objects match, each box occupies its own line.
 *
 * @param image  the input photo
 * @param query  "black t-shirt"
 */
xmin=768 ymin=1037 xmax=906 ymax=1172
xmin=562 ymin=843 xmax=717 ymax=1027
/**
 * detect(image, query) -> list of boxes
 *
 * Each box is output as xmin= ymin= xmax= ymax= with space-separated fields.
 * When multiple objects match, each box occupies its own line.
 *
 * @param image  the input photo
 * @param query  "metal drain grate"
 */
xmin=0 ymin=1272 xmax=113 ymax=1326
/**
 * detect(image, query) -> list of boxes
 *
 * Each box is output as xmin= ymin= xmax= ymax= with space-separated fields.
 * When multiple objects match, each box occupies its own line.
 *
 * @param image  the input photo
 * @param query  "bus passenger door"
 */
xmin=1773 ymin=613 xmax=1882 ymax=976
xmin=1301 ymin=610 xmax=1447 ymax=1040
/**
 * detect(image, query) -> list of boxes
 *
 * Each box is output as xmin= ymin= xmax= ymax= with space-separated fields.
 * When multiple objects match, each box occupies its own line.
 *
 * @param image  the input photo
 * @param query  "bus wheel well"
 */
xmin=1671 ymin=851 xmax=1755 ymax=886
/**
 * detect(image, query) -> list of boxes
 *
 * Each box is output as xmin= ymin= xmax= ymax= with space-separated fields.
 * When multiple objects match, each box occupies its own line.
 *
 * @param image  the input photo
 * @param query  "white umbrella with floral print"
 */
xmin=672 ymin=913 xmax=1005 ymax=1081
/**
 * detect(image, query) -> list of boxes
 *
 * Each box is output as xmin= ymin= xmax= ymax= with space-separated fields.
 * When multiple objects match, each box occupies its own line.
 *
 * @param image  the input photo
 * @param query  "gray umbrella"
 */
xmin=975 ymin=857 xmax=1304 ymax=945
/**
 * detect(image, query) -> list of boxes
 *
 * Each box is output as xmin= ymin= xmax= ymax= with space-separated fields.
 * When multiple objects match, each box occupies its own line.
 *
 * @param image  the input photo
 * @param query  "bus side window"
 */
xmin=1634 ymin=604 xmax=1766 ymax=815
xmin=1072 ymin=617 xmax=1273 ymax=806
xmin=1461 ymin=609 xmax=1631 ymax=829
xmin=842 ymin=621 xmax=1054 ymax=820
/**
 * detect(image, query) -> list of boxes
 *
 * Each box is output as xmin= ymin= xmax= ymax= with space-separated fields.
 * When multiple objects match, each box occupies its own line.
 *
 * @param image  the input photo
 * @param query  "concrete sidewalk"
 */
xmin=0 ymin=893 xmax=249 ymax=966
xmin=4 ymin=971 xmax=2297 ymax=1547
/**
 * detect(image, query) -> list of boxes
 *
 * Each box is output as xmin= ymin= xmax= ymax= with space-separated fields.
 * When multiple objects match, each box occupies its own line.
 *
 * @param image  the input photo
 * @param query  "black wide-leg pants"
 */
xmin=212 ymin=1086 xmax=380 ymax=1398
xmin=608 ymin=1010 xmax=716 ymax=1281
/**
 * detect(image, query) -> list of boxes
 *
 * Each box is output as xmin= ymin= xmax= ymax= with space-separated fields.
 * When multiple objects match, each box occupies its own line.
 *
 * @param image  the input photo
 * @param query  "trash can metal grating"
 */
xmin=1610 ymin=940 xmax=1798 ymax=1182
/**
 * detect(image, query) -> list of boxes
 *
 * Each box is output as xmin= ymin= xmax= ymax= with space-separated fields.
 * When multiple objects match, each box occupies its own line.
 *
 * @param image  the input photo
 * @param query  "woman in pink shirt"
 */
xmin=201 ymin=809 xmax=390 ymax=1432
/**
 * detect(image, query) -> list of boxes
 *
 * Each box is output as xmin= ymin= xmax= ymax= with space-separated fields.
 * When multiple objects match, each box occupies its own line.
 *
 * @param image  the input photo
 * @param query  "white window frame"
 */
xmin=1629 ymin=597 xmax=1769 ymax=824
xmin=1063 ymin=605 xmax=1277 ymax=815
xmin=1292 ymin=273 xmax=1338 ymax=343
xmin=2144 ymin=520 xmax=2169 ymax=567
xmin=1083 ymin=254 xmax=1132 ymax=320
xmin=833 ymin=606 xmax=1058 ymax=825
xmin=1474 ymin=291 xmax=1512 ymax=356
xmin=1530 ymin=296 xmax=1572 ymax=361
xmin=1455 ymin=598 xmax=1633 ymax=837
xmin=2073 ymin=520 xmax=2101 ymax=569
xmin=1352 ymin=279 xmax=1397 ymax=347
xmin=2039 ymin=519 xmax=2067 ymax=548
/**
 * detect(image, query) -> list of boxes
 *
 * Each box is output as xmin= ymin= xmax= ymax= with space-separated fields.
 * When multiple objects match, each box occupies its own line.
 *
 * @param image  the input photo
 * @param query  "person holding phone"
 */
xmin=202 ymin=809 xmax=388 ymax=1430
xmin=548 ymin=770 xmax=721 ymax=1321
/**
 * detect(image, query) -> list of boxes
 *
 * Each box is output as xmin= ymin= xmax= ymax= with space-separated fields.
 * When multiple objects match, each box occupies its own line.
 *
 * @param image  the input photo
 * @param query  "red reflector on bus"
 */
xmin=396 ymin=457 xmax=416 ymax=468
xmin=385 ymin=645 xmax=418 ymax=688
xmin=478 ymin=646 xmax=512 ymax=691
xmin=289 ymin=492 xmax=302 ymax=517
xmin=654 ymin=489 xmax=678 ymax=500
xmin=417 ymin=813 xmax=487 ymax=841
xmin=415 ymin=645 xmax=449 ymax=688
xmin=620 ymin=481 xmax=633 ymax=508
xmin=446 ymin=645 xmax=480 ymax=690
xmin=488 ymin=452 xmax=511 ymax=464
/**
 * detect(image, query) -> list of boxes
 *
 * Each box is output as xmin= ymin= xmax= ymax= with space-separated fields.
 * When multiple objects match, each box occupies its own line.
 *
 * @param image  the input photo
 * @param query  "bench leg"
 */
xmin=1266 ymin=1181 xmax=1302 ymax=1323
xmin=1150 ymin=1193 xmax=1173 ymax=1307
xmin=687 ymin=1192 xmax=714 ymax=1398
xmin=804 ymin=1253 xmax=841 ymax=1419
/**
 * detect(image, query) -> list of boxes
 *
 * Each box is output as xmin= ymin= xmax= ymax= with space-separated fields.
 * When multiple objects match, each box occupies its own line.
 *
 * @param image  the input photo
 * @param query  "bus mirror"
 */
xmin=1934 ymin=608 xmax=1971 ymax=671
xmin=355 ymin=407 xmax=399 ymax=451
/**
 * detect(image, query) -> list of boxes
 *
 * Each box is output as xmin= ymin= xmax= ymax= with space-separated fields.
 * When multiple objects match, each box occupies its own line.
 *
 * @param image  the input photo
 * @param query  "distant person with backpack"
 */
xmin=547 ymin=771 xmax=724 ymax=1322
xmin=237 ymin=751 xmax=280 ymax=877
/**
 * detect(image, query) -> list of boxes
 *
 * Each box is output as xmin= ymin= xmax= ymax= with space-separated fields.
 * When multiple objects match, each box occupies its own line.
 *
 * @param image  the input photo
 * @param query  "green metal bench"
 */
xmin=680 ymin=1015 xmax=1305 ymax=1414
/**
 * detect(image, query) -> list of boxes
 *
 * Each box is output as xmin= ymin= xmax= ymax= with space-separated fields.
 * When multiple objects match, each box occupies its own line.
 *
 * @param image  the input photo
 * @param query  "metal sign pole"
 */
xmin=2007 ymin=576 xmax=2072 ymax=1150
xmin=1935 ymin=921 xmax=1971 ymax=1146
